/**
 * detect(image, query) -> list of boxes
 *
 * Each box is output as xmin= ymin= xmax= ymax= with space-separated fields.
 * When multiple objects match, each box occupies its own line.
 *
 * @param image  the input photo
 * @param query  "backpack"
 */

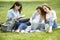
xmin=1 ymin=20 xmax=15 ymax=32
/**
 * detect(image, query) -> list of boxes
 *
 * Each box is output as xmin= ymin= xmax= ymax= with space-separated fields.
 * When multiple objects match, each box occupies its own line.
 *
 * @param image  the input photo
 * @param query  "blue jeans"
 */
xmin=45 ymin=20 xmax=58 ymax=29
xmin=18 ymin=23 xmax=27 ymax=30
xmin=12 ymin=18 xmax=30 ymax=30
xmin=53 ymin=20 xmax=58 ymax=28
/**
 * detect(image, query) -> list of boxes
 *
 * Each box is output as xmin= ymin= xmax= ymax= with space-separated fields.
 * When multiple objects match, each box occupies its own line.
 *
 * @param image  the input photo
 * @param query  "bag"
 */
xmin=1 ymin=20 xmax=15 ymax=32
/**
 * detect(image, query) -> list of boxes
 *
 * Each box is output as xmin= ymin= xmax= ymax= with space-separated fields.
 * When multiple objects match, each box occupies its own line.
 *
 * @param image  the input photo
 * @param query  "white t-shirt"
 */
xmin=30 ymin=11 xmax=45 ymax=24
xmin=46 ymin=10 xmax=57 ymax=21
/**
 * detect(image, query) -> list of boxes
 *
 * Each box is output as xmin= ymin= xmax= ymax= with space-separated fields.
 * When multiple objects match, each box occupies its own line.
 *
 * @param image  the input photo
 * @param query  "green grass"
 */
xmin=0 ymin=0 xmax=60 ymax=40
xmin=0 ymin=29 xmax=60 ymax=40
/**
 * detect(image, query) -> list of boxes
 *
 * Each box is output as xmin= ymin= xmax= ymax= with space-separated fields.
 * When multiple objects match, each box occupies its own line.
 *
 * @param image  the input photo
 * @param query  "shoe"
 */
xmin=15 ymin=29 xmax=20 ymax=32
xmin=21 ymin=30 xmax=25 ymax=33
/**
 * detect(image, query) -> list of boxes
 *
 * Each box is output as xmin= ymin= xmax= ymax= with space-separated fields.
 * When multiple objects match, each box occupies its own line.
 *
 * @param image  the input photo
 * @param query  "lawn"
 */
xmin=0 ymin=0 xmax=60 ymax=40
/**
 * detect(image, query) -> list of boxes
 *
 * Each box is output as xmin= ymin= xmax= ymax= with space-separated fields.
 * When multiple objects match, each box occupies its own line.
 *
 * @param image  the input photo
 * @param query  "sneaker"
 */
xmin=15 ymin=29 xmax=20 ymax=32
xmin=25 ymin=26 xmax=31 ymax=33
xmin=21 ymin=30 xmax=25 ymax=33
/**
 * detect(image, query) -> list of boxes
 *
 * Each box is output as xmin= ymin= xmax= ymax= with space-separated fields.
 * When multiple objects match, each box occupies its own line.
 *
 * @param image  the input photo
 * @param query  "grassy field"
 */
xmin=0 ymin=0 xmax=60 ymax=40
xmin=0 ymin=29 xmax=60 ymax=40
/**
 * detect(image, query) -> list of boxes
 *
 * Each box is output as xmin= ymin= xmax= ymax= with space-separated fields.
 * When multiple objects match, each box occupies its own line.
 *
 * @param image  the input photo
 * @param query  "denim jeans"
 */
xmin=45 ymin=21 xmax=53 ymax=31
xmin=45 ymin=20 xmax=58 ymax=29
xmin=18 ymin=23 xmax=27 ymax=30
xmin=12 ymin=18 xmax=30 ymax=30
xmin=53 ymin=20 xmax=58 ymax=28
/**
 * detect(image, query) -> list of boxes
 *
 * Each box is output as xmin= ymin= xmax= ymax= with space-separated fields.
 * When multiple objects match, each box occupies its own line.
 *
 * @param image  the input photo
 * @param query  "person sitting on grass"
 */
xmin=29 ymin=6 xmax=46 ymax=32
xmin=7 ymin=1 xmax=30 ymax=32
xmin=42 ymin=4 xmax=58 ymax=32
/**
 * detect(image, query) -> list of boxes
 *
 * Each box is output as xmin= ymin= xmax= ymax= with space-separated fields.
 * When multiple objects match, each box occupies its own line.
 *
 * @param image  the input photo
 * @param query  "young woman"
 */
xmin=7 ymin=2 xmax=30 ymax=32
xmin=30 ymin=6 xmax=46 ymax=31
xmin=42 ymin=4 xmax=58 ymax=32
xmin=7 ymin=2 xmax=22 ymax=21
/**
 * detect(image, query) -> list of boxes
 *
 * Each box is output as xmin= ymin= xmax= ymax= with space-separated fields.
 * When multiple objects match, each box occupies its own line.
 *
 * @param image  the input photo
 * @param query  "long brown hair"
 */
xmin=42 ymin=4 xmax=51 ymax=11
xmin=36 ymin=6 xmax=46 ymax=22
xmin=10 ymin=1 xmax=22 ymax=13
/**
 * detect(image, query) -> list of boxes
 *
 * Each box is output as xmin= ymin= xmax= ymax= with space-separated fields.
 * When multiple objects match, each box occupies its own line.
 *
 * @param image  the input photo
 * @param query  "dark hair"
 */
xmin=42 ymin=4 xmax=51 ymax=10
xmin=36 ymin=6 xmax=46 ymax=22
xmin=10 ymin=1 xmax=22 ymax=13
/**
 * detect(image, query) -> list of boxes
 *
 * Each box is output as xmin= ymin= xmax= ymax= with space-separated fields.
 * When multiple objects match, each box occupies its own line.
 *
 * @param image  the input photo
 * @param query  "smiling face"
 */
xmin=43 ymin=6 xmax=50 ymax=13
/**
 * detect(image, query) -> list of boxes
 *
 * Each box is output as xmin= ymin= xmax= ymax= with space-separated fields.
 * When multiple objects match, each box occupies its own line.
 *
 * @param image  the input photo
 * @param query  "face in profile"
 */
xmin=43 ymin=6 xmax=49 ymax=13
xmin=37 ymin=9 xmax=41 ymax=14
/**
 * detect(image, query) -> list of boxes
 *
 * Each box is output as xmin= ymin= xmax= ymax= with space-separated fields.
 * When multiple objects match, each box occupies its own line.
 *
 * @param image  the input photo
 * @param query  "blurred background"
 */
xmin=0 ymin=0 xmax=60 ymax=25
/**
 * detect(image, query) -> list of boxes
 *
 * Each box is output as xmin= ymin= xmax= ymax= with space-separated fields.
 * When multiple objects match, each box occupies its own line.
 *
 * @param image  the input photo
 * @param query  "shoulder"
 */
xmin=8 ymin=9 xmax=14 ymax=13
xmin=33 ymin=11 xmax=38 ymax=15
xmin=51 ymin=10 xmax=56 ymax=13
